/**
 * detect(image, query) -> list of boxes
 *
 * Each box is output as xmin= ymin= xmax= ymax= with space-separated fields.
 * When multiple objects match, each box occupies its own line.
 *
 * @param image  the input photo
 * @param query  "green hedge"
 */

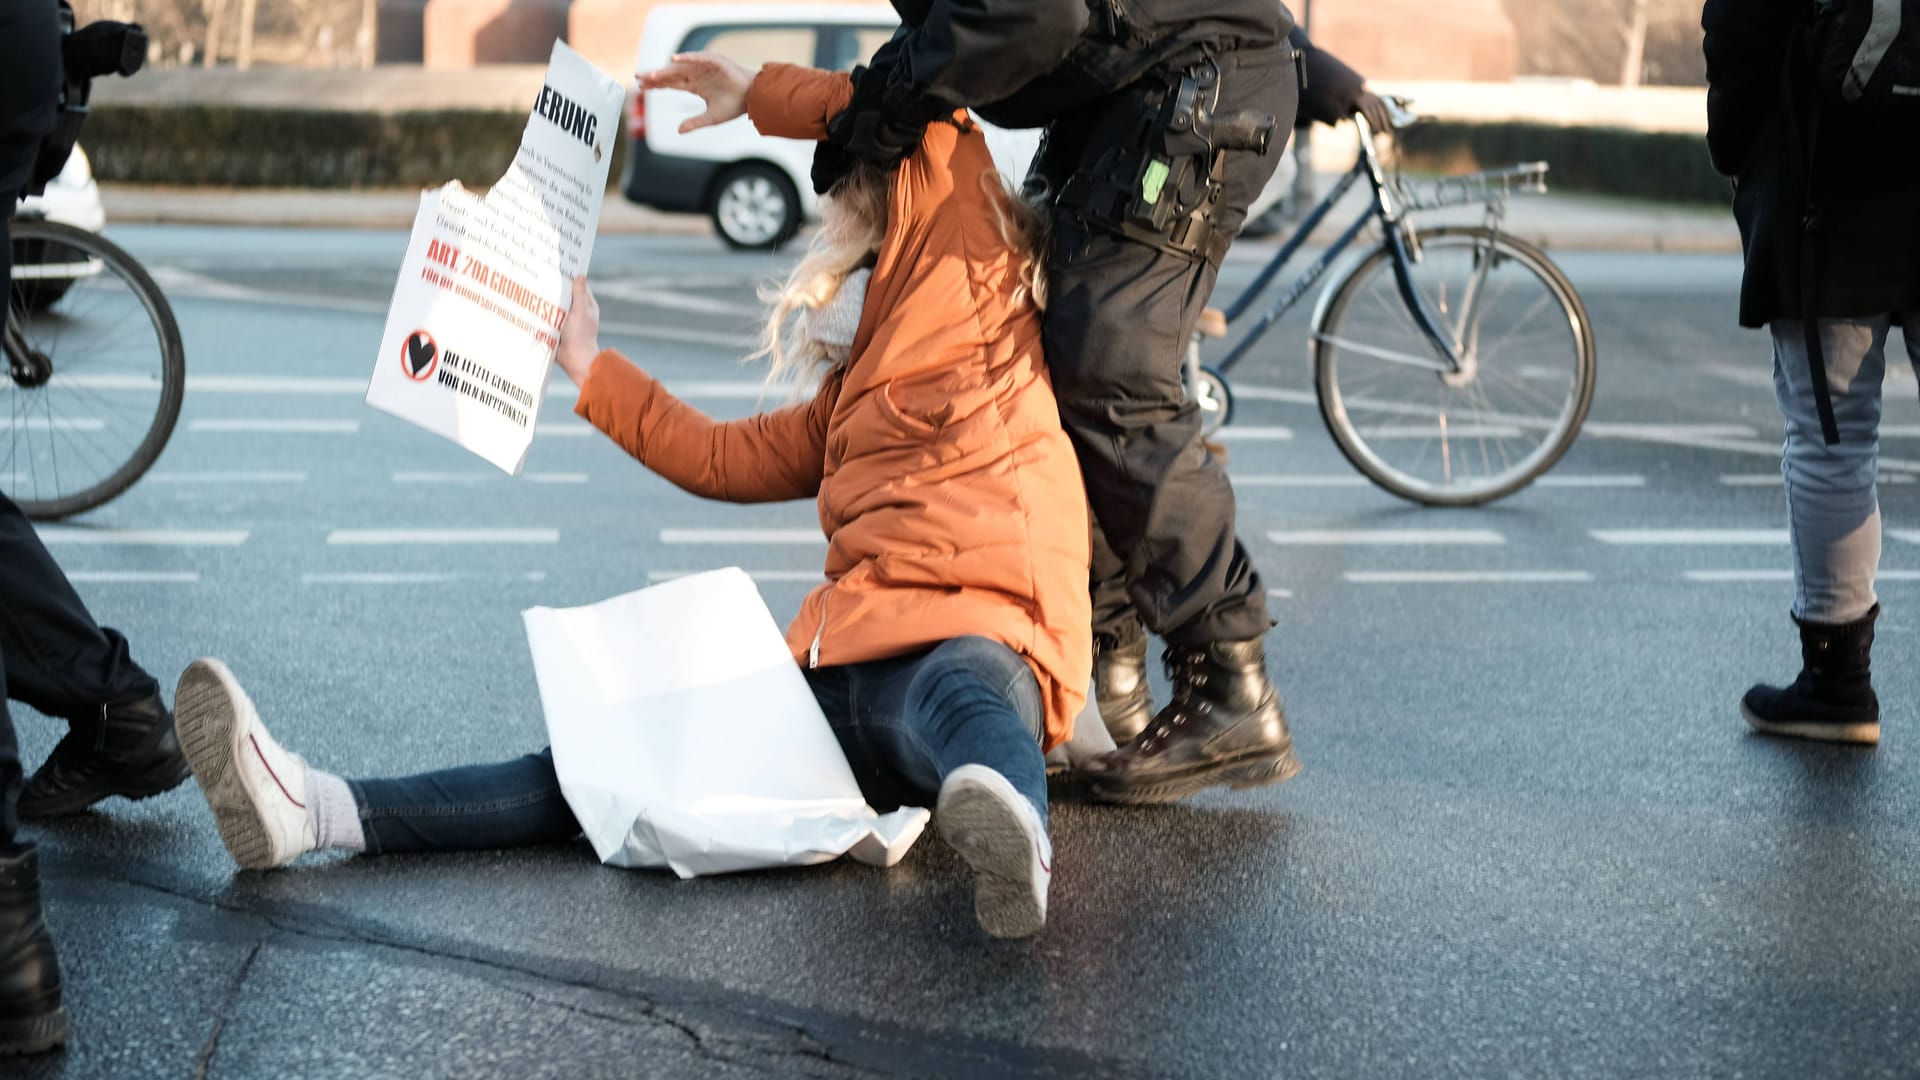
xmin=1395 ymin=121 xmax=1727 ymax=205
xmin=84 ymin=104 xmax=630 ymax=190
xmin=85 ymin=105 xmax=1723 ymax=206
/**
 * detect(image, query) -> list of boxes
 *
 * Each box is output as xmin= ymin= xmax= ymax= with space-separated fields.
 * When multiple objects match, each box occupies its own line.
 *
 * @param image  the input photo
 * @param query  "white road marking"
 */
xmin=1212 ymin=426 xmax=1294 ymax=441
xmin=1233 ymin=475 xmax=1369 ymax=487
xmin=147 ymin=470 xmax=308 ymax=483
xmin=1719 ymin=474 xmax=1782 ymax=486
xmin=325 ymin=529 xmax=559 ymax=545
xmin=1891 ymin=531 xmax=1920 ymax=545
xmin=1266 ymin=587 xmax=1293 ymax=599
xmin=390 ymin=471 xmax=588 ymax=485
xmin=537 ymin=422 xmax=595 ymax=438
xmin=1685 ymin=569 xmax=1920 ymax=582
xmin=35 ymin=528 xmax=248 ymax=546
xmin=1354 ymin=425 xmax=1526 ymax=439
xmin=1266 ymin=529 xmax=1506 ymax=545
xmin=659 ymin=528 xmax=824 ymax=545
xmin=1535 ymin=474 xmax=1647 ymax=487
xmin=1877 ymin=425 xmax=1920 ymax=437
xmin=1584 ymin=422 xmax=1760 ymax=439
xmin=58 ymin=373 xmax=367 ymax=395
xmin=66 ymin=571 xmax=201 ymax=583
xmin=1591 ymin=529 xmax=1788 ymax=544
xmin=1345 ymin=570 xmax=1592 ymax=584
xmin=303 ymin=572 xmax=458 ymax=585
xmin=647 ymin=569 xmax=823 ymax=583
xmin=1232 ymin=385 xmax=1318 ymax=405
xmin=189 ymin=419 xmax=360 ymax=434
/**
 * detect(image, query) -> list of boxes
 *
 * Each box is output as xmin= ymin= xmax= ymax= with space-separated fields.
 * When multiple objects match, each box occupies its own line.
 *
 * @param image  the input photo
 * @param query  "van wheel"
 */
xmin=709 ymin=163 xmax=801 ymax=251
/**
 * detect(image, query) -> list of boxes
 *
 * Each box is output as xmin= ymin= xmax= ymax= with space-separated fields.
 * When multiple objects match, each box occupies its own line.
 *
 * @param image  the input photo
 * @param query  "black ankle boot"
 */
xmin=1081 ymin=638 xmax=1302 ymax=804
xmin=0 ymin=846 xmax=68 ymax=1057
xmin=1095 ymin=632 xmax=1154 ymax=744
xmin=19 ymin=690 xmax=191 ymax=818
xmin=1742 ymin=604 xmax=1880 ymax=745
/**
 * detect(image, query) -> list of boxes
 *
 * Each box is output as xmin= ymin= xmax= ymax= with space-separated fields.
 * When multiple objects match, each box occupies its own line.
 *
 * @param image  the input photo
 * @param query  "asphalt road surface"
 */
xmin=10 ymin=224 xmax=1920 ymax=1078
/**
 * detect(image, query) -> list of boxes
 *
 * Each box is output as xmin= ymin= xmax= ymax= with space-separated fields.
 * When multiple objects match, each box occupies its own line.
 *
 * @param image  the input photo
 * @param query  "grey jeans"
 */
xmin=1770 ymin=313 xmax=1920 ymax=623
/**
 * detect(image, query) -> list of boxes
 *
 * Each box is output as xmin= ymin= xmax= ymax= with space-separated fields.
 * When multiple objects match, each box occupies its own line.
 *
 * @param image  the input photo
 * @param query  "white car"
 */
xmin=19 ymin=144 xmax=105 ymax=234
xmin=623 ymin=3 xmax=1042 ymax=251
xmin=13 ymin=145 xmax=105 ymax=310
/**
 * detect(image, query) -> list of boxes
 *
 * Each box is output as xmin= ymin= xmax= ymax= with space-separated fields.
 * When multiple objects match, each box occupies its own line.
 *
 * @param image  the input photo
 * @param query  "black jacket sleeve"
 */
xmin=1291 ymin=28 xmax=1368 ymax=126
xmin=885 ymin=0 xmax=1089 ymax=112
xmin=1701 ymin=0 xmax=1795 ymax=176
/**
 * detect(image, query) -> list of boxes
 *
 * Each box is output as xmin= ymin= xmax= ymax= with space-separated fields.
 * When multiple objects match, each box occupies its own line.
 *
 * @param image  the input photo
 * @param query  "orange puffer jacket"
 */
xmin=573 ymin=64 xmax=1092 ymax=748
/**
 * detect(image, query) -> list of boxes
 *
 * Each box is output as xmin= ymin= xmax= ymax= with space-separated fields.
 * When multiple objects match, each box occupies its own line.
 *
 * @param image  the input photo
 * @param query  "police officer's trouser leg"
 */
xmin=1043 ymin=52 xmax=1296 ymax=648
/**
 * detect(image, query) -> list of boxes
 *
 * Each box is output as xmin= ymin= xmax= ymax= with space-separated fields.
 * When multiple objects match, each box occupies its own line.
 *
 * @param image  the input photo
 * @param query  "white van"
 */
xmin=622 ymin=3 xmax=1042 ymax=251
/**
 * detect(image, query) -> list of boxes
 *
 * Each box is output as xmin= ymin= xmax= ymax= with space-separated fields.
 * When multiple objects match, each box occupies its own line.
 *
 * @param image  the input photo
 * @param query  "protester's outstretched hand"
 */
xmin=556 ymin=276 xmax=601 ymax=387
xmin=637 ymin=52 xmax=753 ymax=133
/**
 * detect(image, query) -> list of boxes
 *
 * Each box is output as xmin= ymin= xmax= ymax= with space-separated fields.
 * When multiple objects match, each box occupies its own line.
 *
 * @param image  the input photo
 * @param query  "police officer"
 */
xmin=815 ymin=0 xmax=1302 ymax=802
xmin=1 ymin=1 xmax=188 ymax=1054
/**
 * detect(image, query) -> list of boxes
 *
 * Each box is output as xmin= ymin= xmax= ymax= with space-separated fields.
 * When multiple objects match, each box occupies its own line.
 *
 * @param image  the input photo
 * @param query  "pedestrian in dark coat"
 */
xmin=1703 ymin=0 xmax=1920 ymax=746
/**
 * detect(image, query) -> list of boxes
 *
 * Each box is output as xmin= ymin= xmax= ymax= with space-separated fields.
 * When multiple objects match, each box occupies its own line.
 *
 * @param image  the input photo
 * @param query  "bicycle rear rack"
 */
xmin=1387 ymin=163 xmax=1550 ymax=213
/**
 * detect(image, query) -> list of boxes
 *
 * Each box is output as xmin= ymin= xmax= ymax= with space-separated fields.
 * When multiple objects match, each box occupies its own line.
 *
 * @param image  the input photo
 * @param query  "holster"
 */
xmin=1054 ymin=51 xmax=1292 ymax=267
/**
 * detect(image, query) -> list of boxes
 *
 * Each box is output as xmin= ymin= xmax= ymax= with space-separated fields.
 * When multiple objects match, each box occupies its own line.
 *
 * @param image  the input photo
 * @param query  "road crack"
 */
xmin=195 ymin=937 xmax=264 ymax=1080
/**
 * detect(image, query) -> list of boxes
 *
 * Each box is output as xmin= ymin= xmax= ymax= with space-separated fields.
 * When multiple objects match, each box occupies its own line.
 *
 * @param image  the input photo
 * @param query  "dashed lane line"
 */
xmin=1266 ymin=529 xmax=1506 ymax=545
xmin=66 ymin=571 xmax=201 ymax=583
xmin=1685 ymin=569 xmax=1920 ymax=582
xmin=1212 ymin=426 xmax=1294 ymax=441
xmin=34 ymin=528 xmax=248 ymax=546
xmin=147 ymin=471 xmax=308 ymax=483
xmin=391 ymin=471 xmax=588 ymax=485
xmin=189 ymin=419 xmax=360 ymax=434
xmin=1344 ymin=570 xmax=1593 ymax=584
xmin=647 ymin=569 xmax=822 ymax=583
xmin=301 ymin=571 xmax=550 ymax=584
xmin=324 ymin=529 xmax=559 ymax=545
xmin=659 ymin=528 xmax=824 ymax=545
xmin=1591 ymin=529 xmax=1788 ymax=545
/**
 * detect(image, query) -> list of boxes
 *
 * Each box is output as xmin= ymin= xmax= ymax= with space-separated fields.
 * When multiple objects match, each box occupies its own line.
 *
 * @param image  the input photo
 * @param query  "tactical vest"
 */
xmin=976 ymin=0 xmax=1295 ymax=128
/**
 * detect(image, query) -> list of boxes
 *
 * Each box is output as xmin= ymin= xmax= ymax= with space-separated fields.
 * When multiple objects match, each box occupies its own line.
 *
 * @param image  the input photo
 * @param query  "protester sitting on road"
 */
xmin=1704 ymin=0 xmax=1920 ymax=745
xmin=0 ymin=0 xmax=194 ymax=1056
xmin=174 ymin=52 xmax=1090 ymax=940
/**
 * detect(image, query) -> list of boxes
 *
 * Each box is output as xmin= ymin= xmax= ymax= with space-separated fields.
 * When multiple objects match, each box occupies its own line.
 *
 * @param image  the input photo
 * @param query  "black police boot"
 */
xmin=1741 ymin=604 xmax=1880 ymax=745
xmin=0 ymin=846 xmax=69 ymax=1057
xmin=1095 ymin=631 xmax=1154 ymax=744
xmin=19 ymin=690 xmax=191 ymax=818
xmin=1081 ymin=638 xmax=1302 ymax=804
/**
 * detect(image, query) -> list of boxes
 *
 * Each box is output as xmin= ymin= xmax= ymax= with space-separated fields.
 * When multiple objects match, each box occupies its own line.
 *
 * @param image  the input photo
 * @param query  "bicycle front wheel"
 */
xmin=1313 ymin=226 xmax=1595 ymax=506
xmin=5 ymin=220 xmax=185 ymax=520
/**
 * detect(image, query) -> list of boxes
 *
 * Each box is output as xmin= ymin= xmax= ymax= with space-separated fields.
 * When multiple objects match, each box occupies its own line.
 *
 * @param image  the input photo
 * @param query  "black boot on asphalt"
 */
xmin=1081 ymin=638 xmax=1302 ymax=804
xmin=1742 ymin=604 xmax=1881 ymax=745
xmin=0 ymin=846 xmax=69 ymax=1057
xmin=19 ymin=690 xmax=192 ymax=818
xmin=1095 ymin=630 xmax=1154 ymax=744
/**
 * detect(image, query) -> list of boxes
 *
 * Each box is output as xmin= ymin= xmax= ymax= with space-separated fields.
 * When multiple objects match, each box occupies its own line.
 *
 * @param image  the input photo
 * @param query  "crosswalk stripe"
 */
xmin=325 ymin=529 xmax=558 ymax=545
xmin=190 ymin=419 xmax=360 ymax=434
xmin=35 ymin=528 xmax=247 ymax=546
xmin=1345 ymin=570 xmax=1592 ymax=584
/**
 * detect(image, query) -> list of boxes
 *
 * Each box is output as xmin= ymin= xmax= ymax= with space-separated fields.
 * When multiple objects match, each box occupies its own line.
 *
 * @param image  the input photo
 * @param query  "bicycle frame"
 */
xmin=1211 ymin=114 xmax=1490 ymax=378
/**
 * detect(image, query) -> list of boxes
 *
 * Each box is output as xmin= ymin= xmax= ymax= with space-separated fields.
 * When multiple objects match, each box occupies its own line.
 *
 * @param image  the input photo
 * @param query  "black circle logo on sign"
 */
xmin=401 ymin=330 xmax=438 ymax=382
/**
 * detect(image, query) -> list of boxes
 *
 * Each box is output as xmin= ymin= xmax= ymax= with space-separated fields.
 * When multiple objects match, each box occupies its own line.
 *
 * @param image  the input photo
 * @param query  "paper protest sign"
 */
xmin=366 ymin=41 xmax=623 ymax=474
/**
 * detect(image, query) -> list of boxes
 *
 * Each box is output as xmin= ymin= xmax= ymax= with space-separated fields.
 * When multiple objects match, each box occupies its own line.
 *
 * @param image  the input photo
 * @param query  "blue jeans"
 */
xmin=1771 ymin=314 xmax=1920 ymax=623
xmin=347 ymin=635 xmax=1047 ymax=855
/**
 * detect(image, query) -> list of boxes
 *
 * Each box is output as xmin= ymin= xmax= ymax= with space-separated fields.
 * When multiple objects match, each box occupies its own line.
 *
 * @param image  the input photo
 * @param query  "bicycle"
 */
xmin=4 ymin=13 xmax=184 ymax=521
xmin=1187 ymin=97 xmax=1597 ymax=506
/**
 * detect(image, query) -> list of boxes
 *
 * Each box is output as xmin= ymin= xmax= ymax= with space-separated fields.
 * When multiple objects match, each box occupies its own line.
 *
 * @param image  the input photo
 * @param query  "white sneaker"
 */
xmin=935 ymin=765 xmax=1051 ymax=939
xmin=174 ymin=659 xmax=316 ymax=870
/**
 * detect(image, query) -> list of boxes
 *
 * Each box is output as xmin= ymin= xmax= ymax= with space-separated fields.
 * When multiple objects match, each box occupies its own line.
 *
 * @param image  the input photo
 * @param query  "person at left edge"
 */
xmin=0 ymin=0 xmax=193 ymax=1057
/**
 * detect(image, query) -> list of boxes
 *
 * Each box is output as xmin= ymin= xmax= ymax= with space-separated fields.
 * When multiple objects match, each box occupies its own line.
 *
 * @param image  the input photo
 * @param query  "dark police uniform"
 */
xmin=818 ymin=0 xmax=1307 ymax=800
xmin=0 ymin=1 xmax=181 ymax=838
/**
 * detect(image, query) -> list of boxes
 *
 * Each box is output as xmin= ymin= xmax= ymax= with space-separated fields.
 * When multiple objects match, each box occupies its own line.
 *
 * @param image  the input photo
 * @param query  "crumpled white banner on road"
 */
xmin=365 ymin=40 xmax=623 ymax=474
xmin=524 ymin=568 xmax=929 ymax=878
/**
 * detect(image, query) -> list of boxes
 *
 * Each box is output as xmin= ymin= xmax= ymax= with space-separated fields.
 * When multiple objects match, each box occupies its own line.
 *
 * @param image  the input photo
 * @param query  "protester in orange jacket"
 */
xmin=173 ymin=54 xmax=1090 ymax=939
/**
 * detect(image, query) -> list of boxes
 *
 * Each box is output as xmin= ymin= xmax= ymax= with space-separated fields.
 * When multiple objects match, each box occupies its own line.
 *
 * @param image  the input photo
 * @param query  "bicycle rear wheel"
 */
xmin=5 ymin=219 xmax=184 ymax=519
xmin=1312 ymin=226 xmax=1595 ymax=506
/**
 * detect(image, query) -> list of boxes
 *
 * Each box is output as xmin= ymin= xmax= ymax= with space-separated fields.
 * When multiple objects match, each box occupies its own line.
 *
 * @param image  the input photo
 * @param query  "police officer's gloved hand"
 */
xmin=809 ymin=58 xmax=941 ymax=194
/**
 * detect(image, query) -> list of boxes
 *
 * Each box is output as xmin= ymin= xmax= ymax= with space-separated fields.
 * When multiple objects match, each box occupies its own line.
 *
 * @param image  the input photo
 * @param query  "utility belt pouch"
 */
xmin=1056 ymin=58 xmax=1274 ymax=266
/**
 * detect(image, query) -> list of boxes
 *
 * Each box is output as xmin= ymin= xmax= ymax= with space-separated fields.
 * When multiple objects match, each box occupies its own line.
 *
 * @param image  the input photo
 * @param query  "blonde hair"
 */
xmin=754 ymin=150 xmax=1053 ymax=389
